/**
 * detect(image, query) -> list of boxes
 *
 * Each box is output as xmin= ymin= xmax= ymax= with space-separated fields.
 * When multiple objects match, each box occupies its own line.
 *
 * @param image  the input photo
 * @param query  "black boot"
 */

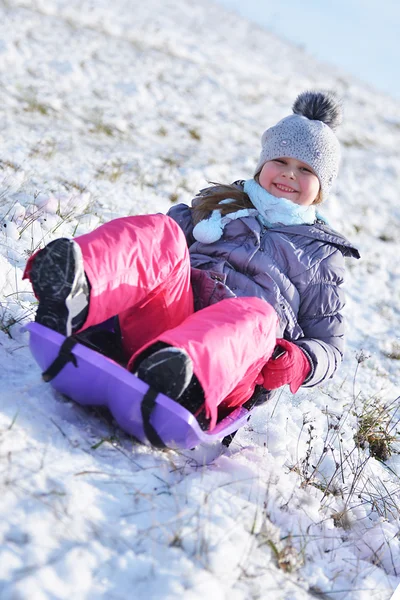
xmin=30 ymin=238 xmax=89 ymax=336
xmin=136 ymin=346 xmax=194 ymax=401
xmin=136 ymin=344 xmax=210 ymax=430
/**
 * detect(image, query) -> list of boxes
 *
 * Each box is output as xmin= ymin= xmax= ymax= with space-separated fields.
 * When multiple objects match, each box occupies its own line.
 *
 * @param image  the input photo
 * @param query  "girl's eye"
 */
xmin=301 ymin=167 xmax=313 ymax=174
xmin=274 ymin=159 xmax=285 ymax=164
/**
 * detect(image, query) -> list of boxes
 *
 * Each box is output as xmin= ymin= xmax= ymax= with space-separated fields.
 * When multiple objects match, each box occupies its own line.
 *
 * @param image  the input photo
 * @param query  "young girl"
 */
xmin=23 ymin=90 xmax=360 ymax=431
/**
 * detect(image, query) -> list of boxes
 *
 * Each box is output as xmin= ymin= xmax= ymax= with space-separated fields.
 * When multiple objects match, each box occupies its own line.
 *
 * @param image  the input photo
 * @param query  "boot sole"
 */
xmin=30 ymin=239 xmax=88 ymax=336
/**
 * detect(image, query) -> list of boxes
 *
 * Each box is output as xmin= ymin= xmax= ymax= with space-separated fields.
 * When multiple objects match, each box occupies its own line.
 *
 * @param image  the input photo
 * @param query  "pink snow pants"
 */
xmin=74 ymin=215 xmax=278 ymax=428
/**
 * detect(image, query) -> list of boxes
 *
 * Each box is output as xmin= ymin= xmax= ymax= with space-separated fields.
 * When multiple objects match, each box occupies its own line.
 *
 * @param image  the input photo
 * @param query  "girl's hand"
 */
xmin=262 ymin=339 xmax=311 ymax=393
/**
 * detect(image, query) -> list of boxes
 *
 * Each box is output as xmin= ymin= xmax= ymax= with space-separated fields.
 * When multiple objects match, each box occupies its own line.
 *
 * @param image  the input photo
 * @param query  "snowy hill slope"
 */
xmin=1 ymin=1 xmax=400 ymax=598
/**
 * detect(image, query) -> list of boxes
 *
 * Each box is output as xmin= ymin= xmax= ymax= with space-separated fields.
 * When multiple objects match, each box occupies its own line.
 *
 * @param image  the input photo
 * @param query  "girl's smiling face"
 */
xmin=258 ymin=157 xmax=320 ymax=206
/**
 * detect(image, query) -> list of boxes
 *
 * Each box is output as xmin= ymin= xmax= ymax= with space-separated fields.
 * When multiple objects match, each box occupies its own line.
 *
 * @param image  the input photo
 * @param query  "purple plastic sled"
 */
xmin=25 ymin=322 xmax=254 ymax=449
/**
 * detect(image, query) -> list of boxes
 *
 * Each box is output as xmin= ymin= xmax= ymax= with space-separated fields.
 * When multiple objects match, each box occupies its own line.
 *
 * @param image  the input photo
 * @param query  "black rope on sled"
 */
xmin=42 ymin=336 xmax=79 ymax=382
xmin=141 ymin=387 xmax=166 ymax=449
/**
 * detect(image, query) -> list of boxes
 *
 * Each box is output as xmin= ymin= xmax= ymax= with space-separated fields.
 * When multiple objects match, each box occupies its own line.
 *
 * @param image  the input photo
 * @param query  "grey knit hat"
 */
xmin=254 ymin=91 xmax=342 ymax=201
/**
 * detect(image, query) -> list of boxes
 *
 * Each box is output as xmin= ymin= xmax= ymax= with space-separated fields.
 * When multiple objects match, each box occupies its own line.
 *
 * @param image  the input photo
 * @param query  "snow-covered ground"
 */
xmin=1 ymin=1 xmax=400 ymax=598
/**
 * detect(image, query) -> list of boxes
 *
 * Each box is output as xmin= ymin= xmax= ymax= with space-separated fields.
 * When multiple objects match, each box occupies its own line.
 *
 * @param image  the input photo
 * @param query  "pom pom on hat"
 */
xmin=292 ymin=91 xmax=342 ymax=130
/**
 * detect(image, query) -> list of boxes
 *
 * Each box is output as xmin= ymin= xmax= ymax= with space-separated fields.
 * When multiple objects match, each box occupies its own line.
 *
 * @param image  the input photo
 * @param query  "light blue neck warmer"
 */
xmin=243 ymin=179 xmax=316 ymax=227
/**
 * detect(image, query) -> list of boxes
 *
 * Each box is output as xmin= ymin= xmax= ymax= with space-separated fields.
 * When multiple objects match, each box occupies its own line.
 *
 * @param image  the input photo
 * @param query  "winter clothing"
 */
xmin=262 ymin=339 xmax=311 ymax=393
xmin=243 ymin=179 xmax=317 ymax=226
xmin=70 ymin=214 xmax=194 ymax=357
xmin=167 ymin=184 xmax=359 ymax=389
xmin=254 ymin=91 xmax=342 ymax=201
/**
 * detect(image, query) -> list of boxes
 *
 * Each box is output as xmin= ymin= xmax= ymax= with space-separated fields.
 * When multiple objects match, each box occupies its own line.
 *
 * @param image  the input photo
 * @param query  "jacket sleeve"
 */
xmin=166 ymin=203 xmax=195 ymax=246
xmin=294 ymin=247 xmax=347 ymax=387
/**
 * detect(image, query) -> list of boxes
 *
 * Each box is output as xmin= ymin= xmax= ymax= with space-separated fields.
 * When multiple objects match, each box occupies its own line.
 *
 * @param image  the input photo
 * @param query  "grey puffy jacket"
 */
xmin=167 ymin=192 xmax=359 ymax=388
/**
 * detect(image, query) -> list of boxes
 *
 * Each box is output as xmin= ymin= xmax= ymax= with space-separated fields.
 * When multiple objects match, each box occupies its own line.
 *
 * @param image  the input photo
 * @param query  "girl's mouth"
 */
xmin=274 ymin=183 xmax=297 ymax=193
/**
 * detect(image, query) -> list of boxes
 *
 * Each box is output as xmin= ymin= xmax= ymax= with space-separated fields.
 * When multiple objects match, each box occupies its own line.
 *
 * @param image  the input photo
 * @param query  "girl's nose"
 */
xmin=282 ymin=167 xmax=295 ymax=179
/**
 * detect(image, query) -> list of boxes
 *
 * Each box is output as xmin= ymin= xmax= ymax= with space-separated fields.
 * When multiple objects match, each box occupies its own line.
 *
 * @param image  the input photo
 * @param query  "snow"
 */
xmin=1 ymin=0 xmax=400 ymax=598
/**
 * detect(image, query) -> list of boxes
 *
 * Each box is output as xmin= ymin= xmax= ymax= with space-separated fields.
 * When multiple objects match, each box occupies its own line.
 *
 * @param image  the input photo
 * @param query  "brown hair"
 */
xmin=191 ymin=183 xmax=254 ymax=225
xmin=313 ymin=190 xmax=323 ymax=205
xmin=191 ymin=178 xmax=322 ymax=225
